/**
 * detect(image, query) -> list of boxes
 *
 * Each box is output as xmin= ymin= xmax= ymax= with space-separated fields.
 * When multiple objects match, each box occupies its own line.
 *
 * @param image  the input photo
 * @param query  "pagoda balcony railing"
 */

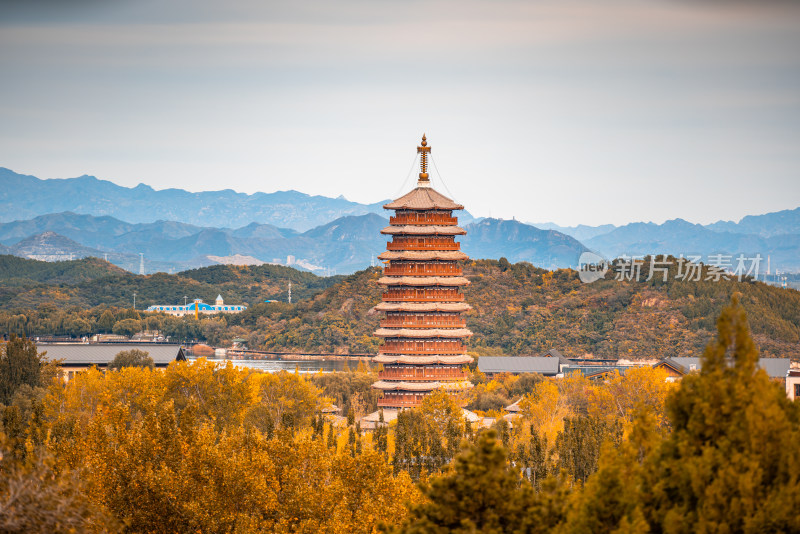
xmin=382 ymin=292 xmax=465 ymax=302
xmin=386 ymin=241 xmax=460 ymax=251
xmin=380 ymin=317 xmax=466 ymax=328
xmin=380 ymin=342 xmax=466 ymax=353
xmin=383 ymin=264 xmax=462 ymax=276
xmin=389 ymin=214 xmax=457 ymax=226
xmin=379 ymin=370 xmax=467 ymax=380
xmin=378 ymin=398 xmax=423 ymax=408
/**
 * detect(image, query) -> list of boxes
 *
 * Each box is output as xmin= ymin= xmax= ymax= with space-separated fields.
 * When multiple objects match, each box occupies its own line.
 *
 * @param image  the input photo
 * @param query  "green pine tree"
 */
xmin=641 ymin=293 xmax=800 ymax=532
xmin=393 ymin=429 xmax=532 ymax=533
xmin=326 ymin=423 xmax=337 ymax=449
xmin=0 ymin=335 xmax=47 ymax=405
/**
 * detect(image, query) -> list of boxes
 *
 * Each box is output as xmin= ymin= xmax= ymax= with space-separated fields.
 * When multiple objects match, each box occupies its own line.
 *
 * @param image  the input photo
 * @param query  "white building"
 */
xmin=146 ymin=295 xmax=246 ymax=317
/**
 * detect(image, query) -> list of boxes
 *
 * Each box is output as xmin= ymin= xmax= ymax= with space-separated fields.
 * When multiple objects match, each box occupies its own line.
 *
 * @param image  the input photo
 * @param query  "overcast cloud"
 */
xmin=1 ymin=0 xmax=799 ymax=225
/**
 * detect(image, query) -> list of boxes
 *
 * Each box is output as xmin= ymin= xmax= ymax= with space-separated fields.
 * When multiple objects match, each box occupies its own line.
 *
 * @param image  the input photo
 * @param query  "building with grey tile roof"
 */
xmin=478 ymin=356 xmax=563 ymax=377
xmin=657 ymin=356 xmax=790 ymax=379
xmin=37 ymin=343 xmax=185 ymax=369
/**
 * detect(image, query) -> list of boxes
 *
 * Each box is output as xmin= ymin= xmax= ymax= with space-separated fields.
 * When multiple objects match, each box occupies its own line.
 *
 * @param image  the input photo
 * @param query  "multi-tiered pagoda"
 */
xmin=372 ymin=135 xmax=473 ymax=409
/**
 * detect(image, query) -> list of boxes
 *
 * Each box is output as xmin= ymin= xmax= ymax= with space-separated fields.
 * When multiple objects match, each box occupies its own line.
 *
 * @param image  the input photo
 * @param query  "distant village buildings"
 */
xmin=476 ymin=352 xmax=797 ymax=400
xmin=146 ymin=295 xmax=246 ymax=316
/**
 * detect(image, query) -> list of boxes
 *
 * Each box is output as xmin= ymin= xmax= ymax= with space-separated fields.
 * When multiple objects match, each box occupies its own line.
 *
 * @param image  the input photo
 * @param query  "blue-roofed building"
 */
xmin=146 ymin=295 xmax=246 ymax=317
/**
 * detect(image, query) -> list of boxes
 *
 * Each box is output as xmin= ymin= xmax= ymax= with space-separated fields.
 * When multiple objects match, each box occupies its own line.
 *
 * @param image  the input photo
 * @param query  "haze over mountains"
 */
xmin=0 ymin=212 xmax=589 ymax=274
xmin=0 ymin=167 xmax=399 ymax=231
xmin=2 ymin=166 xmax=799 ymax=274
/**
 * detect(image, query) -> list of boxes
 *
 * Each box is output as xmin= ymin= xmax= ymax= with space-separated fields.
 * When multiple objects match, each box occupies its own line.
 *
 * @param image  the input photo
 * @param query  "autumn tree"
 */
xmin=518 ymin=379 xmax=571 ymax=443
xmin=639 ymin=293 xmax=800 ymax=532
xmin=587 ymin=365 xmax=673 ymax=428
xmin=107 ymin=349 xmax=154 ymax=370
xmin=564 ymin=411 xmax=659 ymax=533
xmin=38 ymin=361 xmax=420 ymax=533
xmin=509 ymin=423 xmax=551 ymax=490
xmin=374 ymin=409 xmax=389 ymax=456
xmin=393 ymin=429 xmax=570 ymax=534
xmin=555 ymin=415 xmax=622 ymax=484
xmin=163 ymin=358 xmax=255 ymax=431
xmin=393 ymin=390 xmax=466 ymax=479
xmin=0 ymin=442 xmax=118 ymax=534
xmin=0 ymin=335 xmax=50 ymax=405
xmin=111 ymin=318 xmax=140 ymax=337
xmin=242 ymin=369 xmax=322 ymax=433
xmin=393 ymin=429 xmax=529 ymax=533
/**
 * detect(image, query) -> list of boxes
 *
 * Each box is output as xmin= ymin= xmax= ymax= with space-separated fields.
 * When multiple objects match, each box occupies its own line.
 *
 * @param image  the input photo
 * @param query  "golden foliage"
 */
xmin=34 ymin=361 xmax=420 ymax=532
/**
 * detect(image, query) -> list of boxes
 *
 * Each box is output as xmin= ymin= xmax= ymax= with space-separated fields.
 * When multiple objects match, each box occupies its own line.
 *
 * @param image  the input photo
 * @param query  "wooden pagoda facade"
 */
xmin=372 ymin=135 xmax=473 ymax=409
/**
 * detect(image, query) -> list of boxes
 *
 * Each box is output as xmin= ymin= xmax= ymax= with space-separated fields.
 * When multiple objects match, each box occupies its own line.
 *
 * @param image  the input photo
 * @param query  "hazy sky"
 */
xmin=1 ymin=0 xmax=799 ymax=226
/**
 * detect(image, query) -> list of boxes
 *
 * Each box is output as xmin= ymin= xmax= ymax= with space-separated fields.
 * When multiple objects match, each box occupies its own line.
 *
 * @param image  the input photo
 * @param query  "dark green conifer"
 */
xmin=640 ymin=293 xmax=800 ymax=532
xmin=0 ymin=335 xmax=45 ymax=405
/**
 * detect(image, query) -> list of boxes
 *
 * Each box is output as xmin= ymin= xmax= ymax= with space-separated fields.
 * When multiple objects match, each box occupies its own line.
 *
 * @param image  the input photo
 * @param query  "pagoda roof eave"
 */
xmin=374 ymin=354 xmax=474 ymax=365
xmin=381 ymin=225 xmax=466 ymax=235
xmin=378 ymin=251 xmax=469 ymax=261
xmin=374 ymin=328 xmax=473 ymax=338
xmin=372 ymin=380 xmax=473 ymax=391
xmin=373 ymin=302 xmax=472 ymax=312
xmin=377 ymin=276 xmax=470 ymax=287
xmin=383 ymin=187 xmax=464 ymax=211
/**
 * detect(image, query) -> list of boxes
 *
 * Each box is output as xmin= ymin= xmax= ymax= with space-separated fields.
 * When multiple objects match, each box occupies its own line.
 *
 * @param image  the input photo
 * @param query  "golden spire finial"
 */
xmin=417 ymin=134 xmax=431 ymax=186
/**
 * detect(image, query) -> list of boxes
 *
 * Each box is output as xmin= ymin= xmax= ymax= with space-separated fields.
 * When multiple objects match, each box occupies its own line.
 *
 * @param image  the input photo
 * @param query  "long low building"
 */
xmin=478 ymin=353 xmax=795 ymax=391
xmin=655 ymin=356 xmax=791 ymax=380
xmin=146 ymin=295 xmax=246 ymax=317
xmin=37 ymin=343 xmax=186 ymax=380
xmin=478 ymin=351 xmax=567 ymax=377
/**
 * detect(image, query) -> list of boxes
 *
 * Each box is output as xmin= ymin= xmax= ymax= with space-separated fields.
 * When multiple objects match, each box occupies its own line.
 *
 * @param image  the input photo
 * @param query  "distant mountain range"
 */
xmin=1 ymin=167 xmax=475 ymax=231
xmin=3 ymin=166 xmax=799 ymax=274
xmin=705 ymin=207 xmax=800 ymax=237
xmin=463 ymin=219 xmax=588 ymax=268
xmin=528 ymin=222 xmax=618 ymax=242
xmin=0 ymin=212 xmax=588 ymax=274
xmin=534 ymin=207 xmax=800 ymax=243
xmin=3 ymin=230 xmax=179 ymax=273
xmin=580 ymin=218 xmax=800 ymax=273
xmin=532 ymin=208 xmax=800 ymax=272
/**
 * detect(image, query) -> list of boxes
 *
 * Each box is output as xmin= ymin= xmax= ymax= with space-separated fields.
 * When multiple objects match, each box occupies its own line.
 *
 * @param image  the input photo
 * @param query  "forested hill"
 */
xmin=3 ymin=256 xmax=797 ymax=361
xmin=0 ymin=255 xmax=126 ymax=286
xmin=251 ymin=258 xmax=798 ymax=360
xmin=0 ymin=255 xmax=343 ymax=309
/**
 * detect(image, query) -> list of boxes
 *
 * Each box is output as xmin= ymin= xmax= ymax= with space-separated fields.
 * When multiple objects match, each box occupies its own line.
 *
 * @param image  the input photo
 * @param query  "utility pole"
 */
xmin=133 ymin=291 xmax=137 ymax=310
xmin=139 ymin=253 xmax=145 ymax=275
xmin=288 ymin=282 xmax=292 ymax=304
xmin=184 ymin=296 xmax=188 ymax=307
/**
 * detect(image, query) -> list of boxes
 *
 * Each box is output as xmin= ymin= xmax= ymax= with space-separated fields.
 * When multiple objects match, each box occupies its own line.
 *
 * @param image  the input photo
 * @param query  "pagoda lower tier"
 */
xmin=375 ymin=377 xmax=472 ymax=408
xmin=378 ymin=338 xmax=467 ymax=354
xmin=382 ymin=261 xmax=463 ymax=276
xmin=380 ymin=311 xmax=466 ymax=328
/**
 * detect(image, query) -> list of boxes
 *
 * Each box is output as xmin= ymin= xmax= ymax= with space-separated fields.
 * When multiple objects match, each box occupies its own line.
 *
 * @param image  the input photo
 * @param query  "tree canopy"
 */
xmin=107 ymin=349 xmax=154 ymax=371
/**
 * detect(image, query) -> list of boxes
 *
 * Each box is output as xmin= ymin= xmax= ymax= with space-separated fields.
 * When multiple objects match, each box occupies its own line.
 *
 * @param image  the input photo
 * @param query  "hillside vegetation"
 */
xmin=0 ymin=255 xmax=342 ymax=309
xmin=0 ymin=255 xmax=126 ymax=286
xmin=245 ymin=258 xmax=798 ymax=359
xmin=1 ymin=256 xmax=798 ymax=360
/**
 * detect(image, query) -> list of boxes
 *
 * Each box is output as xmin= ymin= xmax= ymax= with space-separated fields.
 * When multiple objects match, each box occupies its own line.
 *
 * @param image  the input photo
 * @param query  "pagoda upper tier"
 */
xmin=372 ymin=135 xmax=473 ymax=410
xmin=383 ymin=187 xmax=464 ymax=211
